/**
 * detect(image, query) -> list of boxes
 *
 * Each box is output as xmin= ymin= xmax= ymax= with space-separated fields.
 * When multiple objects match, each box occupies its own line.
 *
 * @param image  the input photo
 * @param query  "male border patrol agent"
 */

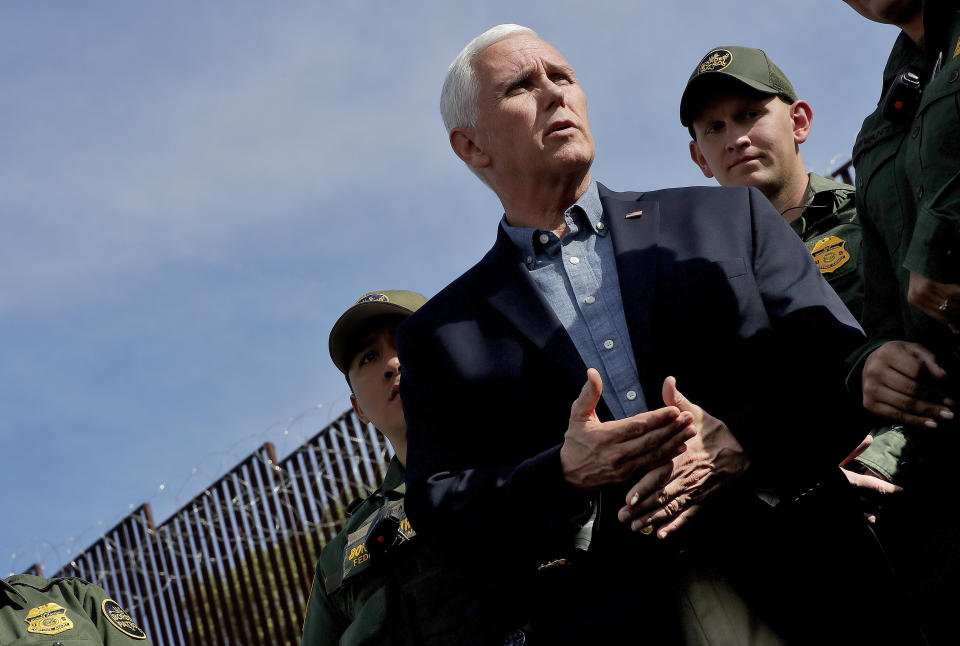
xmin=1 ymin=574 xmax=151 ymax=644
xmin=301 ymin=290 xmax=505 ymax=646
xmin=679 ymin=46 xmax=905 ymax=495
xmin=844 ymin=1 xmax=960 ymax=642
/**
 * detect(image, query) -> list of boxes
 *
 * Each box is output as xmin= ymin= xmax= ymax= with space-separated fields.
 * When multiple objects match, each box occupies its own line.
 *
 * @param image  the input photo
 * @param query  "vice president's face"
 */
xmin=471 ymin=35 xmax=595 ymax=184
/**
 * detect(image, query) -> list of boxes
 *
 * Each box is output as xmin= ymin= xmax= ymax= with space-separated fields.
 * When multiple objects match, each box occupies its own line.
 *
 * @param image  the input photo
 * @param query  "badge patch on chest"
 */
xmin=102 ymin=599 xmax=147 ymax=639
xmin=24 ymin=602 xmax=74 ymax=635
xmin=810 ymin=235 xmax=850 ymax=273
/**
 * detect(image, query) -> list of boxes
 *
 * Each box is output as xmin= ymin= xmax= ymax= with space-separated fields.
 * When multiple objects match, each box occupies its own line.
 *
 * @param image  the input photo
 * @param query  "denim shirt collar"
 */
xmin=500 ymin=180 xmax=606 ymax=263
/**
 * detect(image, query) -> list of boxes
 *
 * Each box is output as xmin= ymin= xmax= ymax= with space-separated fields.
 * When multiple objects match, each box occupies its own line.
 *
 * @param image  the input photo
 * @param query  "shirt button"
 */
xmin=626 ymin=390 xmax=637 ymax=401
xmin=603 ymin=339 xmax=614 ymax=350
xmin=538 ymin=233 xmax=550 ymax=244
xmin=584 ymin=295 xmax=596 ymax=305
xmin=596 ymin=221 xmax=605 ymax=230
xmin=569 ymin=256 xmax=580 ymax=265
xmin=525 ymin=255 xmax=533 ymax=265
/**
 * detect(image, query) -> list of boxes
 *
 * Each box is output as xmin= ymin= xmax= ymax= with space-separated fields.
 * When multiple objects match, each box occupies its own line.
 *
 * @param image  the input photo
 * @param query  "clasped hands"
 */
xmin=559 ymin=368 xmax=749 ymax=539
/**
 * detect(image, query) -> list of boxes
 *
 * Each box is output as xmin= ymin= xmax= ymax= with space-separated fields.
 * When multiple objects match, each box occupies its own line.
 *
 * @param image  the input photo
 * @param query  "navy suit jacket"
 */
xmin=398 ymin=183 xmax=867 ymax=559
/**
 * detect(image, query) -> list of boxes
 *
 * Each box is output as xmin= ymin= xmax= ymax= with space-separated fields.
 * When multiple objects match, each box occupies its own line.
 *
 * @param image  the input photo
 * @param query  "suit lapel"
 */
xmin=469 ymin=227 xmax=593 ymax=399
xmin=599 ymin=184 xmax=660 ymax=393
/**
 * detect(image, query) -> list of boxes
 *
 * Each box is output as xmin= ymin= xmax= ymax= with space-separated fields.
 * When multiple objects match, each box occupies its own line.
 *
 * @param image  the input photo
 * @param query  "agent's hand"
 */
xmin=560 ymin=369 xmax=696 ymax=490
xmin=839 ymin=435 xmax=902 ymax=524
xmin=862 ymin=340 xmax=953 ymax=427
xmin=908 ymin=272 xmax=960 ymax=327
xmin=617 ymin=377 xmax=750 ymax=539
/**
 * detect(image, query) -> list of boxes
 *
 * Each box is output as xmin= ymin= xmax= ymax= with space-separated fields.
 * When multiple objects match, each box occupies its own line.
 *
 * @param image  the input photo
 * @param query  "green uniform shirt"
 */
xmin=851 ymin=3 xmax=960 ymax=484
xmin=0 ymin=575 xmax=151 ymax=645
xmin=787 ymin=173 xmax=907 ymax=481
xmin=791 ymin=172 xmax=864 ymax=320
xmin=301 ymin=458 xmax=504 ymax=646
xmin=853 ymin=4 xmax=960 ymax=344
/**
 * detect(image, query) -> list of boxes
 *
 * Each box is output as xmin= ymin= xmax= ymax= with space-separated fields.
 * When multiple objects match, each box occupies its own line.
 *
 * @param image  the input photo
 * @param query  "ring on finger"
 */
xmin=940 ymin=298 xmax=950 ymax=313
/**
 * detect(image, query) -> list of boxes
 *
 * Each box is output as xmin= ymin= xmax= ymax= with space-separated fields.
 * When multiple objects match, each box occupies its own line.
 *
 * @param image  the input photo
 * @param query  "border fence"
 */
xmin=48 ymin=408 xmax=389 ymax=645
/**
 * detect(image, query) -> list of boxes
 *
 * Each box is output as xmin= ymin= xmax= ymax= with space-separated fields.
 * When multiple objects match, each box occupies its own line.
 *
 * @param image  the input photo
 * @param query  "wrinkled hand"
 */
xmin=839 ymin=435 xmax=902 ymax=524
xmin=617 ymin=377 xmax=750 ymax=539
xmin=908 ymin=272 xmax=960 ymax=327
xmin=862 ymin=340 xmax=953 ymax=427
xmin=560 ymin=369 xmax=696 ymax=490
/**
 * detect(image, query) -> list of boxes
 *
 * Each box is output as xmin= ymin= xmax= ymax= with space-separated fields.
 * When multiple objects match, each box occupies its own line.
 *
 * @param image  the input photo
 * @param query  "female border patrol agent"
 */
xmin=1 ymin=574 xmax=151 ymax=644
xmin=301 ymin=290 xmax=510 ymax=646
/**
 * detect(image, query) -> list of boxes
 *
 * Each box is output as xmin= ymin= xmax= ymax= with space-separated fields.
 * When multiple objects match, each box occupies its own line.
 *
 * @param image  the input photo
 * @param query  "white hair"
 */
xmin=440 ymin=24 xmax=538 ymax=134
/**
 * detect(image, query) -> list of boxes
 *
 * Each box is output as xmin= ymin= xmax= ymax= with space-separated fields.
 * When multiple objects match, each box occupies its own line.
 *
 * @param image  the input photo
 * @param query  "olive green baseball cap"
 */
xmin=680 ymin=46 xmax=798 ymax=127
xmin=328 ymin=289 xmax=428 ymax=375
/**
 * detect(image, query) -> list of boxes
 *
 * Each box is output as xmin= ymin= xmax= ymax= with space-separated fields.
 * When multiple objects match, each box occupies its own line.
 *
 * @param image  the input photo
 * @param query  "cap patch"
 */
xmin=810 ymin=236 xmax=850 ymax=274
xmin=356 ymin=293 xmax=389 ymax=304
xmin=24 ymin=603 xmax=74 ymax=635
xmin=698 ymin=49 xmax=733 ymax=74
xmin=101 ymin=599 xmax=147 ymax=640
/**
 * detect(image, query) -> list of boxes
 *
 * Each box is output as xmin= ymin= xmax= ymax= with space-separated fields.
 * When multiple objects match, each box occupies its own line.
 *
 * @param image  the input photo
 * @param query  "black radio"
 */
xmin=880 ymin=68 xmax=922 ymax=122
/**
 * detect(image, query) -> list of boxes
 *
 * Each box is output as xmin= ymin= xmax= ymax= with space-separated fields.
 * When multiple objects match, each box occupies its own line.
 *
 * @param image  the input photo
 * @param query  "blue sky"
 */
xmin=0 ymin=1 xmax=901 ymax=575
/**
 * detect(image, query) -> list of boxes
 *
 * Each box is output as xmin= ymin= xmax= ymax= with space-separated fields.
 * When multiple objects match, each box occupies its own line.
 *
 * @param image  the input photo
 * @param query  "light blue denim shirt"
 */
xmin=500 ymin=181 xmax=647 ymax=418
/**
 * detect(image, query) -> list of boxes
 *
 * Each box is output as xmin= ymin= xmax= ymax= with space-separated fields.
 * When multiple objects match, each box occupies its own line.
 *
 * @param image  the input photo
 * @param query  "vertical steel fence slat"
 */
xmin=125 ymin=505 xmax=168 ymax=646
xmin=274 ymin=452 xmax=314 ymax=597
xmin=252 ymin=443 xmax=300 ymax=646
xmin=217 ymin=473 xmax=259 ymax=646
xmin=237 ymin=458 xmax=285 ymax=643
xmin=179 ymin=508 xmax=217 ymax=644
xmin=199 ymin=487 xmax=242 ymax=646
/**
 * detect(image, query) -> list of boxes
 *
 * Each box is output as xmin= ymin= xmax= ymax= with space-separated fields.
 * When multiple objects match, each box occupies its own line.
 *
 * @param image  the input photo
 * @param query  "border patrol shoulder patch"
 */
xmin=102 ymin=599 xmax=147 ymax=640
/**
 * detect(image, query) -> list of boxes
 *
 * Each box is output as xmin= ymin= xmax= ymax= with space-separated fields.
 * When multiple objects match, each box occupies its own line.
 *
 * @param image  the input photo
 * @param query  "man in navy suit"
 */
xmin=399 ymin=24 xmax=919 ymax=644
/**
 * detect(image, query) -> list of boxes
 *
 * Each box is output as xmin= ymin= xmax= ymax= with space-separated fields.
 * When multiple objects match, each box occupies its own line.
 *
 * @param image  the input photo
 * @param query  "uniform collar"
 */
xmin=379 ymin=456 xmax=406 ymax=494
xmin=0 ymin=577 xmax=27 ymax=606
xmin=790 ymin=172 xmax=853 ymax=236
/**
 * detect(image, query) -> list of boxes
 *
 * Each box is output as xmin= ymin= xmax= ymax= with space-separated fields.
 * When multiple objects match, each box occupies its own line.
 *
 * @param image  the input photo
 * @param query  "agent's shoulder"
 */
xmin=4 ymin=574 xmax=93 ymax=593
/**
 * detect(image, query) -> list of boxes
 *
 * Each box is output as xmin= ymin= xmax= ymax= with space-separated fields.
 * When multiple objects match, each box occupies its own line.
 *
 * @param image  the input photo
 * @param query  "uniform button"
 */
xmin=917 ymin=185 xmax=924 ymax=199
xmin=525 ymin=255 xmax=533 ymax=265
xmin=569 ymin=256 xmax=580 ymax=264
xmin=603 ymin=339 xmax=615 ymax=350
xmin=584 ymin=295 xmax=596 ymax=305
xmin=912 ymin=125 xmax=920 ymax=138
xmin=538 ymin=233 xmax=550 ymax=244
xmin=596 ymin=221 xmax=605 ymax=230
xmin=626 ymin=390 xmax=637 ymax=401
xmin=950 ymin=69 xmax=959 ymax=83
